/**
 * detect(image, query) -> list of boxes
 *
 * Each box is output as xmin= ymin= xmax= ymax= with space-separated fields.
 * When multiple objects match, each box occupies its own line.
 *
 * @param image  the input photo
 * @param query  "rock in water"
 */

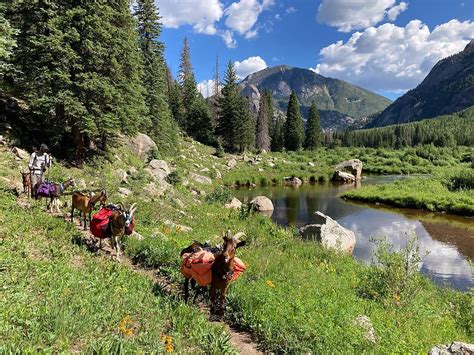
xmin=299 ymin=211 xmax=356 ymax=253
xmin=429 ymin=342 xmax=474 ymax=355
xmin=332 ymin=170 xmax=356 ymax=183
xmin=249 ymin=196 xmax=274 ymax=212
xmin=334 ymin=159 xmax=363 ymax=180
xmin=284 ymin=176 xmax=303 ymax=186
xmin=225 ymin=197 xmax=243 ymax=209
xmin=127 ymin=133 xmax=156 ymax=161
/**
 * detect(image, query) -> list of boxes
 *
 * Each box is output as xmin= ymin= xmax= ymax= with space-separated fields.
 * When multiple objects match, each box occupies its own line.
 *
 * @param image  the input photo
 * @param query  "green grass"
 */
xmin=1 ymin=139 xmax=473 ymax=353
xmin=342 ymin=169 xmax=474 ymax=216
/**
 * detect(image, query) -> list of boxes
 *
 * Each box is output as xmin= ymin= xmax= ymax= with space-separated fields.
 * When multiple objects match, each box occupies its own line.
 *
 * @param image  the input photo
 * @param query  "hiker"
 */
xmin=28 ymin=143 xmax=51 ymax=198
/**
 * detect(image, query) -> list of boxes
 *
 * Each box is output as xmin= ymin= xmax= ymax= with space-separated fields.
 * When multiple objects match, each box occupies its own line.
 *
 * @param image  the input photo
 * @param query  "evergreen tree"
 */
xmin=304 ymin=101 xmax=323 ymax=150
xmin=256 ymin=92 xmax=271 ymax=152
xmin=236 ymin=95 xmax=255 ymax=152
xmin=188 ymin=95 xmax=215 ymax=146
xmin=271 ymin=113 xmax=285 ymax=151
xmin=284 ymin=91 xmax=304 ymax=151
xmin=134 ymin=0 xmax=177 ymax=153
xmin=178 ymin=36 xmax=198 ymax=133
xmin=0 ymin=5 xmax=17 ymax=92
xmin=217 ymin=61 xmax=240 ymax=152
xmin=165 ymin=65 xmax=185 ymax=125
xmin=8 ymin=0 xmax=148 ymax=158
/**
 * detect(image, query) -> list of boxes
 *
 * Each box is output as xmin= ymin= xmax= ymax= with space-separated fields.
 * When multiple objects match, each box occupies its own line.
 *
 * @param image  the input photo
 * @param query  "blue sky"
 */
xmin=156 ymin=0 xmax=474 ymax=100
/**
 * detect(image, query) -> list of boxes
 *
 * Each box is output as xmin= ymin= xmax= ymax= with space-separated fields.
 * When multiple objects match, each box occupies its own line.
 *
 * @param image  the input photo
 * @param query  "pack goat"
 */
xmin=20 ymin=169 xmax=30 ymax=196
xmin=71 ymin=190 xmax=107 ymax=230
xmin=105 ymin=202 xmax=137 ymax=259
xmin=182 ymin=231 xmax=246 ymax=316
xmin=46 ymin=178 xmax=76 ymax=213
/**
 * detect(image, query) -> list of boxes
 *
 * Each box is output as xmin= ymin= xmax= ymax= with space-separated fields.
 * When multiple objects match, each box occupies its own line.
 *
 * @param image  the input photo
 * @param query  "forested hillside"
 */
xmin=334 ymin=107 xmax=474 ymax=148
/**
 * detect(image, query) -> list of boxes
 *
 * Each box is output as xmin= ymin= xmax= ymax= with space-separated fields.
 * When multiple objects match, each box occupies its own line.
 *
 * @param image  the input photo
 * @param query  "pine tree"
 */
xmin=178 ymin=36 xmax=198 ymax=133
xmin=0 ymin=5 xmax=17 ymax=92
xmin=284 ymin=91 xmax=304 ymax=151
xmin=304 ymin=101 xmax=323 ymax=150
xmin=188 ymin=95 xmax=215 ymax=146
xmin=134 ymin=0 xmax=177 ymax=153
xmin=8 ymin=0 xmax=148 ymax=157
xmin=217 ymin=61 xmax=240 ymax=152
xmin=256 ymin=92 xmax=271 ymax=152
xmin=236 ymin=95 xmax=255 ymax=152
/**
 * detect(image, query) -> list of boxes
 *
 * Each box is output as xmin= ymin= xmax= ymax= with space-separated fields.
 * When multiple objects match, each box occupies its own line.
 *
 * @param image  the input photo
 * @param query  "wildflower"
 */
xmin=118 ymin=315 xmax=135 ymax=337
xmin=161 ymin=335 xmax=174 ymax=353
xmin=266 ymin=280 xmax=275 ymax=288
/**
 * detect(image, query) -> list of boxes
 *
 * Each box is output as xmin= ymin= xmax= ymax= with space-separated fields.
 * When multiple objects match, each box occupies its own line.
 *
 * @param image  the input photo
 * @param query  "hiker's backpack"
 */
xmin=90 ymin=207 xmax=113 ymax=239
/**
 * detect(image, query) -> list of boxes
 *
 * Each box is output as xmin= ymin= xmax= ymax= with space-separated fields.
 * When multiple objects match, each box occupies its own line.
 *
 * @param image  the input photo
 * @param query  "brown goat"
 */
xmin=105 ymin=203 xmax=137 ymax=259
xmin=38 ymin=178 xmax=75 ymax=213
xmin=182 ymin=231 xmax=246 ymax=316
xmin=20 ymin=169 xmax=30 ymax=196
xmin=71 ymin=190 xmax=107 ymax=230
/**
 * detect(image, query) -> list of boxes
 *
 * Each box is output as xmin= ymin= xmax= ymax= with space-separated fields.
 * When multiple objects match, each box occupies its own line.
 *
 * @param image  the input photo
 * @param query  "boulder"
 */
xmin=215 ymin=169 xmax=222 ymax=179
xmin=249 ymin=196 xmax=274 ymax=212
xmin=308 ymin=162 xmax=315 ymax=167
xmin=0 ymin=135 xmax=6 ymax=146
xmin=225 ymin=197 xmax=243 ymax=209
xmin=127 ymin=166 xmax=138 ymax=175
xmin=299 ymin=211 xmax=356 ymax=254
xmin=11 ymin=147 xmax=29 ymax=160
xmin=353 ymin=315 xmax=377 ymax=344
xmin=429 ymin=342 xmax=474 ymax=355
xmin=190 ymin=172 xmax=212 ymax=185
xmin=332 ymin=170 xmax=356 ymax=183
xmin=164 ymin=220 xmax=193 ymax=233
xmin=268 ymin=162 xmax=275 ymax=168
xmin=143 ymin=181 xmax=169 ymax=197
xmin=147 ymin=159 xmax=170 ymax=181
xmin=285 ymin=176 xmax=303 ymax=186
xmin=118 ymin=187 xmax=132 ymax=196
xmin=115 ymin=168 xmax=128 ymax=184
xmin=227 ymin=159 xmax=237 ymax=168
xmin=127 ymin=133 xmax=156 ymax=161
xmin=334 ymin=159 xmax=363 ymax=180
xmin=132 ymin=231 xmax=144 ymax=241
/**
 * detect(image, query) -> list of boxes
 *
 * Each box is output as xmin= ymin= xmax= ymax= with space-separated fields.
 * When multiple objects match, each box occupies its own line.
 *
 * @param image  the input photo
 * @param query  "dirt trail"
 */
xmin=15 ymin=194 xmax=262 ymax=355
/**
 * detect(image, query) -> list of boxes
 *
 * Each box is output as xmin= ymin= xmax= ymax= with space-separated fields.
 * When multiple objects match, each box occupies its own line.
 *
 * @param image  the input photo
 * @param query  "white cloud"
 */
xmin=314 ymin=19 xmax=474 ymax=92
xmin=234 ymin=56 xmax=267 ymax=79
xmin=224 ymin=0 xmax=275 ymax=39
xmin=197 ymin=79 xmax=222 ymax=98
xmin=220 ymin=29 xmax=237 ymax=48
xmin=286 ymin=6 xmax=296 ymax=14
xmin=387 ymin=1 xmax=408 ymax=21
xmin=317 ymin=0 xmax=408 ymax=32
xmin=155 ymin=0 xmax=223 ymax=35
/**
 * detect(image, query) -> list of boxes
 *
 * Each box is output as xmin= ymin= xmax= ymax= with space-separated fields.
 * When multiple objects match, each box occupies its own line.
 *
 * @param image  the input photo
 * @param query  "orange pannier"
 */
xmin=181 ymin=250 xmax=215 ymax=287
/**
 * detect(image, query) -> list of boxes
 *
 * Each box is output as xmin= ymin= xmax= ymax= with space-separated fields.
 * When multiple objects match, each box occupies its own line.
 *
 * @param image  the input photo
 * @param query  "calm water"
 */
xmin=235 ymin=176 xmax=474 ymax=291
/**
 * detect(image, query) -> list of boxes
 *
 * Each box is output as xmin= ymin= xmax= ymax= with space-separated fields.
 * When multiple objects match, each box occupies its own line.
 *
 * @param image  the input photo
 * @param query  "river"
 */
xmin=234 ymin=175 xmax=474 ymax=291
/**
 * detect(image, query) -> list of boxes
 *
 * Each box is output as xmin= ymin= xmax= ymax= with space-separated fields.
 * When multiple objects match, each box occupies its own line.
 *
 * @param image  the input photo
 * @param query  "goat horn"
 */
xmin=233 ymin=232 xmax=246 ymax=242
xmin=129 ymin=202 xmax=137 ymax=214
xmin=116 ymin=202 xmax=125 ymax=211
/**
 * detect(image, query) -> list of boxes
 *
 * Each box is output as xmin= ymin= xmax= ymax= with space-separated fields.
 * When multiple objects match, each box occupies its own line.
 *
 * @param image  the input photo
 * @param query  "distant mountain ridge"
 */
xmin=367 ymin=40 xmax=474 ymax=128
xmin=239 ymin=65 xmax=391 ymax=131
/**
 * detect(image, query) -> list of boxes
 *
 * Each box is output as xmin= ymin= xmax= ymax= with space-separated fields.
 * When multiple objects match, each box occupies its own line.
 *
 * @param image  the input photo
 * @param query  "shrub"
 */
xmin=166 ymin=171 xmax=182 ymax=186
xmin=205 ymin=186 xmax=232 ymax=205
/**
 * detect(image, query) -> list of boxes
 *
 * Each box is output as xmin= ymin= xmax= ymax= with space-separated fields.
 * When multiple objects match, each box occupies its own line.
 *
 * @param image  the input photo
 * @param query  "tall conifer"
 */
xmin=304 ymin=101 xmax=323 ymax=150
xmin=284 ymin=91 xmax=304 ymax=151
xmin=256 ymin=93 xmax=271 ymax=152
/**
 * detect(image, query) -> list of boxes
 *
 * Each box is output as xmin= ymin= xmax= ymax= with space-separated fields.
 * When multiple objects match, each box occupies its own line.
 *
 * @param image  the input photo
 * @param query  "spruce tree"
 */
xmin=304 ymin=101 xmax=323 ymax=150
xmin=8 ymin=0 xmax=148 ymax=157
xmin=0 ymin=5 xmax=17 ymax=92
xmin=217 ymin=61 xmax=240 ymax=152
xmin=236 ymin=95 xmax=255 ymax=152
xmin=256 ymin=93 xmax=271 ymax=152
xmin=178 ymin=36 xmax=198 ymax=133
xmin=271 ymin=113 xmax=285 ymax=151
xmin=188 ymin=95 xmax=215 ymax=146
xmin=284 ymin=91 xmax=305 ymax=151
xmin=134 ymin=0 xmax=177 ymax=153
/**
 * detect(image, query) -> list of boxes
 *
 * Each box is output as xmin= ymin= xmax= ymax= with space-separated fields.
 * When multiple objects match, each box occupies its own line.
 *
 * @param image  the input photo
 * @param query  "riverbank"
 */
xmin=342 ymin=169 xmax=474 ymax=216
xmin=1 ymin=140 xmax=473 ymax=352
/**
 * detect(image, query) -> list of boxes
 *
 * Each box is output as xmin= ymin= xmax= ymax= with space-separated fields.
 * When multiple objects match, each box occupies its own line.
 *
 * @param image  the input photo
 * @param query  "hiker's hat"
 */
xmin=40 ymin=143 xmax=49 ymax=152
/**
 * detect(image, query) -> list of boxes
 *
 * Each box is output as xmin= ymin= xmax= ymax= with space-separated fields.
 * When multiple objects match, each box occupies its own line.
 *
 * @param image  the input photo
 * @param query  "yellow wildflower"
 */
xmin=118 ymin=315 xmax=135 ymax=337
xmin=161 ymin=335 xmax=174 ymax=353
xmin=266 ymin=280 xmax=275 ymax=288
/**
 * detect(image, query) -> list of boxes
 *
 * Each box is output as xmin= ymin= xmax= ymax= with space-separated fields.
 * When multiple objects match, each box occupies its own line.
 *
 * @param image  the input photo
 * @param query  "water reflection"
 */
xmin=235 ymin=176 xmax=474 ymax=291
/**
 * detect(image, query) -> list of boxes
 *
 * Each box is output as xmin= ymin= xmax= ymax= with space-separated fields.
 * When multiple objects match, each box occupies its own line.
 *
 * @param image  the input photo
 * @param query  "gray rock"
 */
xmin=201 ymin=167 xmax=210 ymax=173
xmin=332 ymin=170 xmax=356 ymax=183
xmin=190 ymin=172 xmax=212 ymax=185
xmin=334 ymin=159 xmax=363 ymax=180
xmin=285 ymin=176 xmax=303 ymax=186
xmin=127 ymin=133 xmax=156 ymax=161
xmin=115 ymin=169 xmax=128 ymax=184
xmin=299 ymin=211 xmax=356 ymax=253
xmin=147 ymin=159 xmax=170 ymax=181
xmin=164 ymin=220 xmax=193 ymax=233
xmin=429 ymin=342 xmax=474 ymax=355
xmin=267 ymin=162 xmax=275 ymax=168
xmin=143 ymin=182 xmax=169 ymax=197
xmin=118 ymin=187 xmax=132 ymax=196
xmin=11 ymin=147 xmax=29 ymax=160
xmin=127 ymin=166 xmax=138 ymax=175
xmin=215 ymin=169 xmax=222 ymax=179
xmin=227 ymin=159 xmax=237 ymax=168
xmin=0 ymin=135 xmax=6 ymax=146
xmin=132 ymin=231 xmax=144 ymax=241
xmin=225 ymin=197 xmax=243 ymax=209
xmin=308 ymin=162 xmax=315 ymax=167
xmin=249 ymin=196 xmax=274 ymax=212
xmin=353 ymin=315 xmax=377 ymax=344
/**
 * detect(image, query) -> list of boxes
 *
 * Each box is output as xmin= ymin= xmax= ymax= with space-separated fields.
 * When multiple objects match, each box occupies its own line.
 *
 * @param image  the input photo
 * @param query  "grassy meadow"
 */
xmin=1 ymin=139 xmax=473 ymax=352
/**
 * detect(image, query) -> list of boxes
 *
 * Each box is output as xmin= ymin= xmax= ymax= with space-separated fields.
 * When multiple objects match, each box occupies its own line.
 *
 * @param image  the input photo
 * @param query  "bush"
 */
xmin=166 ymin=171 xmax=182 ymax=186
xmin=205 ymin=186 xmax=231 ymax=205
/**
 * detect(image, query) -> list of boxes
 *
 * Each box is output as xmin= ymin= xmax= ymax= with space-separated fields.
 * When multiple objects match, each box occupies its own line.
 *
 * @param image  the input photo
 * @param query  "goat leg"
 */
xmin=210 ymin=286 xmax=217 ymax=315
xmin=218 ymin=286 xmax=227 ymax=316
xmin=184 ymin=278 xmax=190 ymax=302
xmin=71 ymin=206 xmax=74 ymax=223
